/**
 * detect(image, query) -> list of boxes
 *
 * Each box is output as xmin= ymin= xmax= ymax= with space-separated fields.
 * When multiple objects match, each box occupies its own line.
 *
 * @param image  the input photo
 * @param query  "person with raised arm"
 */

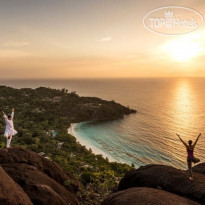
xmin=2 ymin=108 xmax=17 ymax=149
xmin=176 ymin=133 xmax=201 ymax=180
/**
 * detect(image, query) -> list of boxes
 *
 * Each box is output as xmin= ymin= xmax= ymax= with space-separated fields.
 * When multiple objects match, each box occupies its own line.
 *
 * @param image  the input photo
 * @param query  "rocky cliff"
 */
xmin=0 ymin=147 xmax=80 ymax=205
xmin=102 ymin=164 xmax=205 ymax=205
xmin=1 ymin=147 xmax=205 ymax=205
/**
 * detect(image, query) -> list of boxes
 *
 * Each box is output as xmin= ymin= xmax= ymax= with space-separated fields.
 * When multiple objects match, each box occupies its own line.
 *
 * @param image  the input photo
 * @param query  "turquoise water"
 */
xmin=2 ymin=78 xmax=205 ymax=168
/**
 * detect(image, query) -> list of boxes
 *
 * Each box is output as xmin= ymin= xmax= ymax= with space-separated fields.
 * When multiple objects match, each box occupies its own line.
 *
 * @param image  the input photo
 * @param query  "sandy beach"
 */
xmin=68 ymin=123 xmax=116 ymax=162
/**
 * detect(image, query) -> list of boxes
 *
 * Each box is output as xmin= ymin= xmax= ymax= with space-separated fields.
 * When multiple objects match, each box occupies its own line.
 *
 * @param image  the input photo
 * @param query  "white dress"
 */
xmin=4 ymin=112 xmax=17 ymax=137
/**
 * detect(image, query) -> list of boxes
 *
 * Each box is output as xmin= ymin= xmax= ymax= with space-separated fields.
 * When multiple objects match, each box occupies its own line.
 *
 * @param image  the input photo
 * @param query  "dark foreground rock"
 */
xmin=0 ymin=147 xmax=80 ymax=205
xmin=118 ymin=165 xmax=205 ymax=204
xmin=0 ymin=166 xmax=32 ymax=205
xmin=102 ymin=187 xmax=199 ymax=205
xmin=193 ymin=163 xmax=205 ymax=175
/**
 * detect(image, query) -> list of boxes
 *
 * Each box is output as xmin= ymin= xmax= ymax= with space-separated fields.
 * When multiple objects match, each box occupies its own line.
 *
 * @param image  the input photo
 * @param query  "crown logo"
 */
xmin=165 ymin=10 xmax=174 ymax=18
xmin=165 ymin=10 xmax=174 ymax=28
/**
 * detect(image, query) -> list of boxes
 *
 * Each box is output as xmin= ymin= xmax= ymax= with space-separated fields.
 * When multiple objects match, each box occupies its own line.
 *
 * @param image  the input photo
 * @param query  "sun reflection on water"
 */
xmin=175 ymin=81 xmax=191 ymax=110
xmin=173 ymin=80 xmax=194 ymax=132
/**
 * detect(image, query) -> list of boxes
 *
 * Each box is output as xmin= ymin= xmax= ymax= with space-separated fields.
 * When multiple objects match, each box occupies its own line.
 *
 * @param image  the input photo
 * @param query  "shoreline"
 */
xmin=68 ymin=123 xmax=117 ymax=163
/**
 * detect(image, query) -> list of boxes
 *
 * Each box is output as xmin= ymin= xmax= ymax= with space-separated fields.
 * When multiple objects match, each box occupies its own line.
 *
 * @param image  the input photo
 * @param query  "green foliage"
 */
xmin=0 ymin=86 xmax=133 ymax=204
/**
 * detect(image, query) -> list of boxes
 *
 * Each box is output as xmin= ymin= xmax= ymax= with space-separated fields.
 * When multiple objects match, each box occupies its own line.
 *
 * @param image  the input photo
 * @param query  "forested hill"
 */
xmin=0 ymin=85 xmax=136 ymax=204
xmin=0 ymin=86 xmax=136 ymax=122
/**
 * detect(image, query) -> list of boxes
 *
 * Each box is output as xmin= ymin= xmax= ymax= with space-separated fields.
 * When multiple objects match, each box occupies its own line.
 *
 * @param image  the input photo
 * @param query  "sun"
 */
xmin=168 ymin=41 xmax=200 ymax=62
xmin=161 ymin=33 xmax=203 ymax=62
xmin=164 ymin=40 xmax=200 ymax=62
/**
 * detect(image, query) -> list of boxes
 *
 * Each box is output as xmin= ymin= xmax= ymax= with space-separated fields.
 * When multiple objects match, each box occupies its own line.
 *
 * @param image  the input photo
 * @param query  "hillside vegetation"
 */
xmin=0 ymin=86 xmax=136 ymax=204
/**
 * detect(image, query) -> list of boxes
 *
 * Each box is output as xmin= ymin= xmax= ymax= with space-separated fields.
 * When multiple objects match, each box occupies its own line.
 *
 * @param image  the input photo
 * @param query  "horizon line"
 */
xmin=1 ymin=76 xmax=205 ymax=81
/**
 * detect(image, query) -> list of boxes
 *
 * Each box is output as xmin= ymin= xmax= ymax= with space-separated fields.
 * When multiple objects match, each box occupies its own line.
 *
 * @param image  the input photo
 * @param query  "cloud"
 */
xmin=3 ymin=41 xmax=30 ymax=47
xmin=100 ymin=36 xmax=112 ymax=42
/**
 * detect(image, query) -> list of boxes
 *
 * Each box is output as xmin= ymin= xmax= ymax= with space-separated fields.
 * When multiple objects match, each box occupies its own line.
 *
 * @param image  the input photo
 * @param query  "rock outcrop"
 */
xmin=0 ymin=147 xmax=80 ymax=205
xmin=117 ymin=165 xmax=205 ymax=204
xmin=2 ymin=147 xmax=205 ymax=205
xmin=102 ymin=187 xmax=199 ymax=205
xmin=0 ymin=166 xmax=33 ymax=205
xmin=193 ymin=163 xmax=205 ymax=175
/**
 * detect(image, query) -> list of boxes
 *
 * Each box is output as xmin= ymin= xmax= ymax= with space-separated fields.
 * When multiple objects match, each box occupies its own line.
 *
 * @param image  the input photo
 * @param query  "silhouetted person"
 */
xmin=176 ymin=133 xmax=201 ymax=180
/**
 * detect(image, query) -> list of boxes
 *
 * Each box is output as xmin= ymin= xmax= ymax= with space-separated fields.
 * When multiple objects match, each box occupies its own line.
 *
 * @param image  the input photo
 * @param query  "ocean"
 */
xmin=1 ymin=78 xmax=205 ymax=169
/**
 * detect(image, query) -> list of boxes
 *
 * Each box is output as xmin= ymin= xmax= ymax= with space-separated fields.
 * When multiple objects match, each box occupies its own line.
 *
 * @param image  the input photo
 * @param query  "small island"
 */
xmin=0 ymin=86 xmax=136 ymax=204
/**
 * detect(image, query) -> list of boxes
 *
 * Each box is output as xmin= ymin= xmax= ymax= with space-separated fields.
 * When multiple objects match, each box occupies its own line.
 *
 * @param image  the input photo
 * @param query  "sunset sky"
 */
xmin=0 ymin=0 xmax=205 ymax=79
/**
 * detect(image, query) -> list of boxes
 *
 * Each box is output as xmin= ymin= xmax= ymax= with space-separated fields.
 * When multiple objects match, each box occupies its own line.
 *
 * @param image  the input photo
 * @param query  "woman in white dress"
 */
xmin=2 ymin=108 xmax=17 ymax=148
